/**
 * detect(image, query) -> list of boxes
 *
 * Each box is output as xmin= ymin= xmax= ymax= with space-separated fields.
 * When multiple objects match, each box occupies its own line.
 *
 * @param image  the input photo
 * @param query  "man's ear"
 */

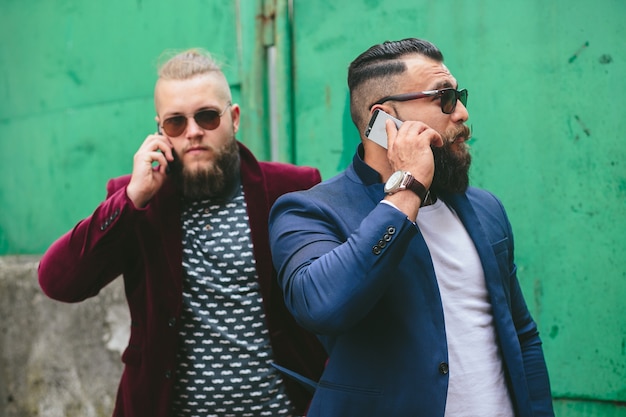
xmin=370 ymin=104 xmax=396 ymax=116
xmin=154 ymin=115 xmax=162 ymax=134
xmin=230 ymin=104 xmax=241 ymax=133
xmin=365 ymin=104 xmax=396 ymax=131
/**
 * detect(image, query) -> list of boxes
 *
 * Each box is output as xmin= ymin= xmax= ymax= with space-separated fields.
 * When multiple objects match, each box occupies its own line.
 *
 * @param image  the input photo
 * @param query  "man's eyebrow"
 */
xmin=431 ymin=80 xmax=456 ymax=90
xmin=162 ymin=106 xmax=219 ymax=118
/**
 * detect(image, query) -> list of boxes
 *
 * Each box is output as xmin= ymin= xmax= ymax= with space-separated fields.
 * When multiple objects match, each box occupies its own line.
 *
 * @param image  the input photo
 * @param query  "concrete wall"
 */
xmin=0 ymin=256 xmax=128 ymax=417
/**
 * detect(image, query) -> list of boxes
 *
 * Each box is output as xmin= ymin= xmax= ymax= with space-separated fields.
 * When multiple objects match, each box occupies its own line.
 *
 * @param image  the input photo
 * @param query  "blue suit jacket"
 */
xmin=269 ymin=147 xmax=554 ymax=417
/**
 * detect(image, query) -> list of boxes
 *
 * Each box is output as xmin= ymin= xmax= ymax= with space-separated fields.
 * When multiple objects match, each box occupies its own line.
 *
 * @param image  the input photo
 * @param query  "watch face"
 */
xmin=384 ymin=171 xmax=404 ymax=193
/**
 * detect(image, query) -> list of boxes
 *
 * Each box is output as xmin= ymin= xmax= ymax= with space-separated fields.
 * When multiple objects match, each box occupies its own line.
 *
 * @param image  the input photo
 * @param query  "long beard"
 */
xmin=169 ymin=138 xmax=240 ymax=201
xmin=430 ymin=124 xmax=472 ymax=195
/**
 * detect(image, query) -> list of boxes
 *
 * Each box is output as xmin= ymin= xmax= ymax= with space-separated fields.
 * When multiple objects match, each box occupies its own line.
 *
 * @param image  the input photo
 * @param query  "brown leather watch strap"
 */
xmin=405 ymin=176 xmax=429 ymax=203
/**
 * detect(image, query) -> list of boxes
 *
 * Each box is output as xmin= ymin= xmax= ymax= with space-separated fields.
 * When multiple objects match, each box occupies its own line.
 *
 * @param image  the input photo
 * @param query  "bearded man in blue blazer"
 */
xmin=269 ymin=38 xmax=554 ymax=417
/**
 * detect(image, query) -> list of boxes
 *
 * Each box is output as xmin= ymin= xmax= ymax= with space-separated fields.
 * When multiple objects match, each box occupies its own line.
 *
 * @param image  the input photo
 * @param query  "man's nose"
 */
xmin=452 ymin=100 xmax=469 ymax=123
xmin=185 ymin=116 xmax=204 ymax=138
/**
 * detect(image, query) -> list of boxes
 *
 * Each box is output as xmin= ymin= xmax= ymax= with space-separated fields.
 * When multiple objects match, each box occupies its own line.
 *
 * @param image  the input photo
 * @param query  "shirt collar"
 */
xmin=352 ymin=143 xmax=382 ymax=186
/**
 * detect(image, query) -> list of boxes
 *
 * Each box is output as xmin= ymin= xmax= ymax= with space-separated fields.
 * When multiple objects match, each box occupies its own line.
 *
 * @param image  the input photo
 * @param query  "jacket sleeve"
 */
xmin=38 ymin=178 xmax=140 ymax=302
xmin=513 ymin=283 xmax=554 ymax=415
xmin=499 ymin=197 xmax=555 ymax=416
xmin=269 ymin=190 xmax=419 ymax=335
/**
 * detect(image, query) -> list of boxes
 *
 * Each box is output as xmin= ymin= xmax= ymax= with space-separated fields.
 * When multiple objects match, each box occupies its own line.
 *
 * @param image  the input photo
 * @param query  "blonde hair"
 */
xmin=157 ymin=48 xmax=223 ymax=80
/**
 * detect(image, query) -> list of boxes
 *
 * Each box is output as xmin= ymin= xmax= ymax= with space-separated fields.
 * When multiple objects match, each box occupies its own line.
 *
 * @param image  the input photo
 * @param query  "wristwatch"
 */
xmin=384 ymin=170 xmax=429 ymax=202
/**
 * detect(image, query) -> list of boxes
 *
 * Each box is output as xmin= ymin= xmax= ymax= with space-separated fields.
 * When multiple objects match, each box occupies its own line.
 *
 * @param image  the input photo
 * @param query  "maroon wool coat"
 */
xmin=38 ymin=142 xmax=328 ymax=416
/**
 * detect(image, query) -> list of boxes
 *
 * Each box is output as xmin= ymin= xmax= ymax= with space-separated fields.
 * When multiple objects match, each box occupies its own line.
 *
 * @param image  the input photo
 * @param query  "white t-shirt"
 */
xmin=417 ymin=199 xmax=514 ymax=417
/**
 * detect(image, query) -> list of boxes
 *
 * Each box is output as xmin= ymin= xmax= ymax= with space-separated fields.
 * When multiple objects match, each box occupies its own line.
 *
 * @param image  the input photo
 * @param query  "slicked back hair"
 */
xmin=348 ymin=38 xmax=444 ymax=131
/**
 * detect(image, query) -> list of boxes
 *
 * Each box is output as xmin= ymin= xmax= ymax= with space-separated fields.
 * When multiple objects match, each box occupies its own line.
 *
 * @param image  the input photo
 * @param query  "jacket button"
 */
xmin=372 ymin=245 xmax=381 ymax=255
xmin=378 ymin=239 xmax=386 ymax=248
xmin=387 ymin=226 xmax=396 ymax=235
xmin=439 ymin=362 xmax=449 ymax=375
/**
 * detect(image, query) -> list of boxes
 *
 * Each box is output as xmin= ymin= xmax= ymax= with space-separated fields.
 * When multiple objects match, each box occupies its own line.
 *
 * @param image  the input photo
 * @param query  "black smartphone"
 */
xmin=364 ymin=109 xmax=403 ymax=149
xmin=154 ymin=123 xmax=170 ymax=174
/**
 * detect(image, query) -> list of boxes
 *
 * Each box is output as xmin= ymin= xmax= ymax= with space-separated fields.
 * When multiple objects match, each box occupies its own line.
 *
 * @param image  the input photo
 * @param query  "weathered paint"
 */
xmin=0 ymin=0 xmax=624 ymax=415
xmin=0 ymin=0 xmax=266 ymax=254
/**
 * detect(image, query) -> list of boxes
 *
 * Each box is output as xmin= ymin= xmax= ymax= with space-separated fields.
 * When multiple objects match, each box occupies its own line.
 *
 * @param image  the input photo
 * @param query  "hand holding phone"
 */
xmin=364 ymin=109 xmax=403 ymax=149
xmin=127 ymin=132 xmax=173 ymax=208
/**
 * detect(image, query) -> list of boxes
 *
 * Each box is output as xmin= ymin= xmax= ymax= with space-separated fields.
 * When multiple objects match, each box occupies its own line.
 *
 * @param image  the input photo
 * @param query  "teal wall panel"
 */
xmin=291 ymin=0 xmax=626 ymax=414
xmin=554 ymin=399 xmax=626 ymax=417
xmin=0 ymin=97 xmax=153 ymax=251
xmin=0 ymin=0 xmax=269 ymax=254
xmin=1 ymin=1 xmax=242 ymax=120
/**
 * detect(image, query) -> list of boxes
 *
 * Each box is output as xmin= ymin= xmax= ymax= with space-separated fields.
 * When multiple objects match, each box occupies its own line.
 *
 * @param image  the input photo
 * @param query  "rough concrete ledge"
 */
xmin=0 ymin=256 xmax=129 ymax=417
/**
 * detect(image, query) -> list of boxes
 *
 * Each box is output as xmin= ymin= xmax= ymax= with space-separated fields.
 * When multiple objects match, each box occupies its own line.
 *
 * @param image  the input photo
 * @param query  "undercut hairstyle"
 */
xmin=348 ymin=38 xmax=444 ymax=130
xmin=157 ymin=48 xmax=223 ymax=80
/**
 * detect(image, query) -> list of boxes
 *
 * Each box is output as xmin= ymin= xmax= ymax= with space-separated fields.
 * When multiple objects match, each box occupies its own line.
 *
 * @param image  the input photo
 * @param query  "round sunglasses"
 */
xmin=160 ymin=103 xmax=231 ymax=137
xmin=370 ymin=88 xmax=468 ymax=114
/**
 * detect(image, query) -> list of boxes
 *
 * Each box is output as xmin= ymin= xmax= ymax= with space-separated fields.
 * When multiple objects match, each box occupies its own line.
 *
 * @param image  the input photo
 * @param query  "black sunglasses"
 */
xmin=370 ymin=88 xmax=468 ymax=114
xmin=161 ymin=104 xmax=231 ymax=137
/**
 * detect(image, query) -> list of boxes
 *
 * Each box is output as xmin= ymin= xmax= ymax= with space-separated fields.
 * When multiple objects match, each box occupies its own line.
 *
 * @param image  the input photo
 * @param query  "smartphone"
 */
xmin=155 ymin=123 xmax=170 ymax=174
xmin=364 ymin=109 xmax=403 ymax=149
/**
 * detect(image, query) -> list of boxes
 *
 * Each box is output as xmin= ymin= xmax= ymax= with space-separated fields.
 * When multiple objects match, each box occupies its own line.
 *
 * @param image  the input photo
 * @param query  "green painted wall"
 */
xmin=0 ymin=0 xmax=274 ymax=255
xmin=1 ymin=0 xmax=625 ymax=414
xmin=290 ymin=0 xmax=626 ymax=415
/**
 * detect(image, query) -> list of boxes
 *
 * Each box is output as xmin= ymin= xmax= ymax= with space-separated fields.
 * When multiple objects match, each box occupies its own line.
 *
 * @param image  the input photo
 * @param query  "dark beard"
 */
xmin=168 ymin=139 xmax=240 ymax=201
xmin=430 ymin=124 xmax=472 ymax=195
